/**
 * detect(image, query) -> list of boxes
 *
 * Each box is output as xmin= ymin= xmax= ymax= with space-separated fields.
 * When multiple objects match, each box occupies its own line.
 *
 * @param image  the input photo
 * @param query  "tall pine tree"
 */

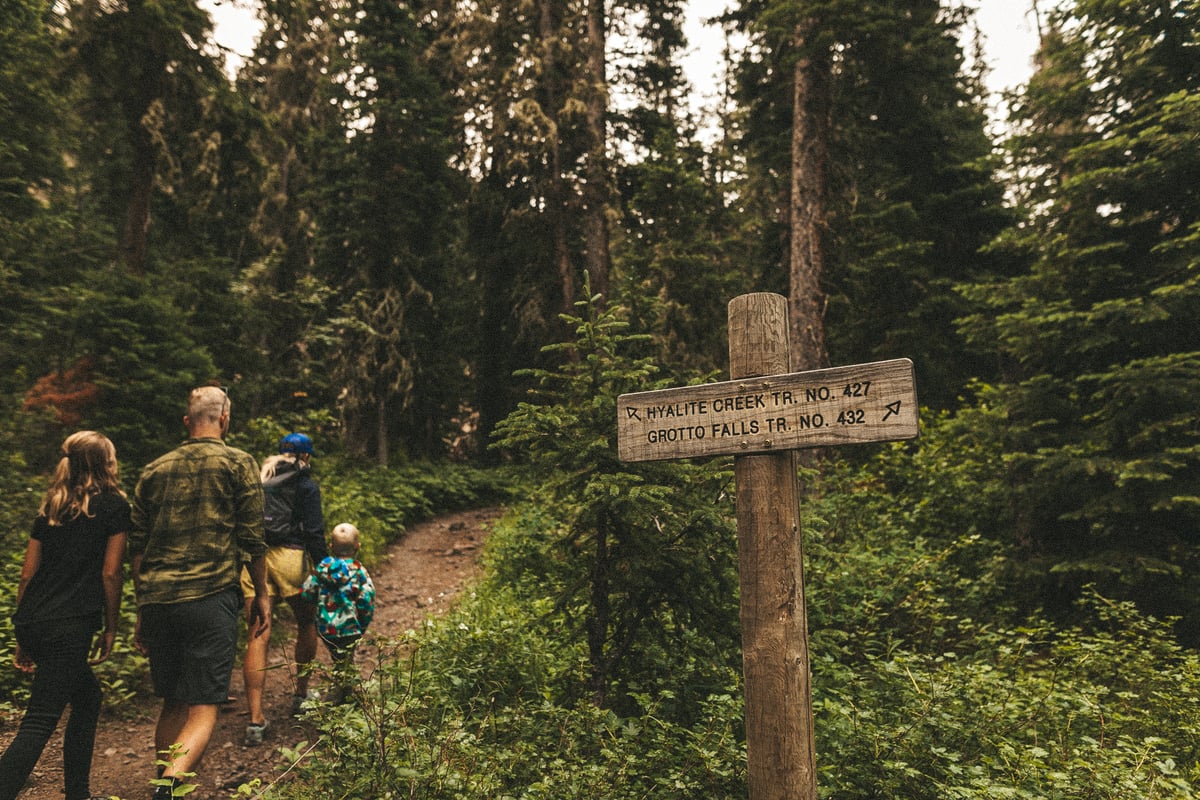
xmin=610 ymin=0 xmax=756 ymax=375
xmin=733 ymin=0 xmax=1008 ymax=404
xmin=958 ymin=0 xmax=1200 ymax=634
xmin=312 ymin=0 xmax=465 ymax=462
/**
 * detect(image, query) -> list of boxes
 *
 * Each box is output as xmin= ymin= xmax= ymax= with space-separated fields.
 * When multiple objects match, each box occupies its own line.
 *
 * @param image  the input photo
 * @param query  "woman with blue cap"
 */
xmin=239 ymin=432 xmax=327 ymax=745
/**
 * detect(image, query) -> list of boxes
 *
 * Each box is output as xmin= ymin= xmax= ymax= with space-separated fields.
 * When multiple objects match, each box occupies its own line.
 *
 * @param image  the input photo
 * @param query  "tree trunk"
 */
xmin=118 ymin=131 xmax=155 ymax=275
xmin=788 ymin=22 xmax=831 ymax=371
xmin=474 ymin=176 xmax=514 ymax=456
xmin=538 ymin=0 xmax=575 ymax=315
xmin=587 ymin=513 xmax=611 ymax=708
xmin=375 ymin=392 xmax=389 ymax=467
xmin=582 ymin=0 xmax=610 ymax=301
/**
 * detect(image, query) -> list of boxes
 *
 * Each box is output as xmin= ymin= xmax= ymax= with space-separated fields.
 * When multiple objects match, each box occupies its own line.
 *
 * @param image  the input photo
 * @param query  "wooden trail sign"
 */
xmin=617 ymin=357 xmax=918 ymax=462
xmin=617 ymin=293 xmax=920 ymax=800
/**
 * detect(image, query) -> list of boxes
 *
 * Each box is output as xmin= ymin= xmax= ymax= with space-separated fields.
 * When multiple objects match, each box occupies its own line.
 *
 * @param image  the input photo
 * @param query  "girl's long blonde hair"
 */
xmin=39 ymin=431 xmax=125 ymax=526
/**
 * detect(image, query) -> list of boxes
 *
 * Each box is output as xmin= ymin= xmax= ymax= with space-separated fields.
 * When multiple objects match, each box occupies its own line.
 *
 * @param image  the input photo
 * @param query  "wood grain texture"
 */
xmin=730 ymin=293 xmax=817 ymax=800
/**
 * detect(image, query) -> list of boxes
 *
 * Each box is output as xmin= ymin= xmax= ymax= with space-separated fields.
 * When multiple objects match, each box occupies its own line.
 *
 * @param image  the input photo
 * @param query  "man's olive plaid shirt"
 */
xmin=129 ymin=437 xmax=267 ymax=606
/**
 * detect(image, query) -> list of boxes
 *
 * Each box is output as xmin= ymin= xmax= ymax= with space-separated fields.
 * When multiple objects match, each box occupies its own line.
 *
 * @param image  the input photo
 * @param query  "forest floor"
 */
xmin=2 ymin=507 xmax=504 ymax=800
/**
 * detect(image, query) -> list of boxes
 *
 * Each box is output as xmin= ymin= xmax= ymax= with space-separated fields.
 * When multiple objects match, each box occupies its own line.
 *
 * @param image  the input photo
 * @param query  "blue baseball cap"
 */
xmin=279 ymin=432 xmax=315 ymax=455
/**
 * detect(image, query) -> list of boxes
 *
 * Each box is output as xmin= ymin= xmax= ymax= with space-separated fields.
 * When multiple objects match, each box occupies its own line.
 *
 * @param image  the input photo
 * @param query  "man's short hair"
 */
xmin=188 ymin=385 xmax=229 ymax=425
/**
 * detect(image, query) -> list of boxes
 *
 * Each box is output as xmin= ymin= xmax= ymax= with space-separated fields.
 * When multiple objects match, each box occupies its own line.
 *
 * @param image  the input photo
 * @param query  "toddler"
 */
xmin=300 ymin=522 xmax=376 ymax=702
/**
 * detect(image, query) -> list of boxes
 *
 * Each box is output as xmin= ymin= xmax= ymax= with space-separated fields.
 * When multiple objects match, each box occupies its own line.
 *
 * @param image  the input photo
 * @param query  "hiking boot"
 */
xmin=291 ymin=689 xmax=319 ymax=716
xmin=244 ymin=720 xmax=270 ymax=746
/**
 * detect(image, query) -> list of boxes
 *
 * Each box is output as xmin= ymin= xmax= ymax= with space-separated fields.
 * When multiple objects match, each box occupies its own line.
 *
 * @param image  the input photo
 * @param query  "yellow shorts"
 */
xmin=241 ymin=546 xmax=311 ymax=600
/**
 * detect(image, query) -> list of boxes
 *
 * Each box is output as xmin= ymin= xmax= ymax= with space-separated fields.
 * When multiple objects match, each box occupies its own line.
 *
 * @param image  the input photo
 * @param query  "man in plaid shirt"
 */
xmin=129 ymin=385 xmax=270 ymax=799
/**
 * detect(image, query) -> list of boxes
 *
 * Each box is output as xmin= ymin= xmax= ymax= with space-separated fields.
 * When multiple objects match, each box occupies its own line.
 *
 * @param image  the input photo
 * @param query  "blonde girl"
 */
xmin=0 ymin=431 xmax=130 ymax=800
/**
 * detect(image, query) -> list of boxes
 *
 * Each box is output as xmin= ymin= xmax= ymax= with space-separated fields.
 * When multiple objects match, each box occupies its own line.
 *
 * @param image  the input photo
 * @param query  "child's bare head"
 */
xmin=330 ymin=523 xmax=361 ymax=557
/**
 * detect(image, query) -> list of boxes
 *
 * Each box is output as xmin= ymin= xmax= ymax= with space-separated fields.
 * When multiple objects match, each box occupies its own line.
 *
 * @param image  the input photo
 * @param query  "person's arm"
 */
xmin=234 ymin=454 xmax=270 ymax=635
xmin=91 ymin=532 xmax=126 ymax=664
xmin=12 ymin=539 xmax=41 ymax=672
xmin=300 ymin=481 xmax=328 ymax=564
xmin=15 ymin=538 xmax=40 ymax=608
xmin=130 ymin=552 xmax=148 ymax=655
xmin=356 ymin=569 xmax=376 ymax=631
xmin=233 ymin=460 xmax=266 ymax=556
xmin=127 ymin=471 xmax=152 ymax=560
xmin=245 ymin=553 xmax=271 ymax=638
xmin=299 ymin=571 xmax=319 ymax=604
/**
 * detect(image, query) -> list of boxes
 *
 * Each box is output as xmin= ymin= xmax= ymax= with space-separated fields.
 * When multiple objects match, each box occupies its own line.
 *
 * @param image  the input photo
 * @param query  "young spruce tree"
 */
xmin=492 ymin=286 xmax=739 ymax=714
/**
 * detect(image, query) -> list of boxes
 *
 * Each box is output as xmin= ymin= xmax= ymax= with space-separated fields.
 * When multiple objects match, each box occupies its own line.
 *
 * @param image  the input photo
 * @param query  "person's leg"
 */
xmin=241 ymin=596 xmax=274 ymax=728
xmin=139 ymin=603 xmax=182 ymax=791
xmin=154 ymin=700 xmax=187 ymax=763
xmin=0 ymin=623 xmax=86 ymax=800
xmin=155 ymin=700 xmax=219 ymax=779
xmin=284 ymin=594 xmax=317 ymax=702
xmin=61 ymin=652 xmax=103 ymax=800
xmin=239 ymin=560 xmax=276 ymax=729
xmin=146 ymin=588 xmax=239 ymax=771
xmin=323 ymin=635 xmax=360 ymax=705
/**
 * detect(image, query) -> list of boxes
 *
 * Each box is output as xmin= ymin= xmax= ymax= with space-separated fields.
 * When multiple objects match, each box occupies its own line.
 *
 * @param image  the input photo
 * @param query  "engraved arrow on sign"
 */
xmin=626 ymin=407 xmax=641 ymax=421
xmin=882 ymin=401 xmax=902 ymax=422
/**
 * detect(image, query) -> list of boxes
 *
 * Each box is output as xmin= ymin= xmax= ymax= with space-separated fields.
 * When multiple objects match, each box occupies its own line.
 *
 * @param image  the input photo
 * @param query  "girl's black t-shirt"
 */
xmin=13 ymin=491 xmax=131 ymax=629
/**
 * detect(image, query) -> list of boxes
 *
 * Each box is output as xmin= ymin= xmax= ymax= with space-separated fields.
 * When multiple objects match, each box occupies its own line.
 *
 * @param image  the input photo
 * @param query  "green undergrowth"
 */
xmin=262 ymin=465 xmax=1200 ymax=800
xmin=264 ymin=530 xmax=749 ymax=799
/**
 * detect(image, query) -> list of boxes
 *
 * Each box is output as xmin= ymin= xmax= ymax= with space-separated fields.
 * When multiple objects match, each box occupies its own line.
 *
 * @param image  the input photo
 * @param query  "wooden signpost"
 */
xmin=617 ymin=293 xmax=919 ymax=800
xmin=617 ymin=357 xmax=917 ymax=463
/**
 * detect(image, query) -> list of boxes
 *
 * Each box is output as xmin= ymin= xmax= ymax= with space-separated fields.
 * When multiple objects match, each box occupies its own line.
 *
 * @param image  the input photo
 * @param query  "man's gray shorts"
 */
xmin=140 ymin=586 xmax=240 ymax=705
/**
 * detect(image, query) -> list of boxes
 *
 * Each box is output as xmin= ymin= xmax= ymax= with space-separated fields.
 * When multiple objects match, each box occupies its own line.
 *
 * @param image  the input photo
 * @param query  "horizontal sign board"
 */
xmin=617 ymin=358 xmax=918 ymax=462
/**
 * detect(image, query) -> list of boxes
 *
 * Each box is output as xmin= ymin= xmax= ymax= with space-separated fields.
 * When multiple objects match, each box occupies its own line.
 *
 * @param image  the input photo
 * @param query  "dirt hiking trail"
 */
xmin=1 ymin=507 xmax=503 ymax=800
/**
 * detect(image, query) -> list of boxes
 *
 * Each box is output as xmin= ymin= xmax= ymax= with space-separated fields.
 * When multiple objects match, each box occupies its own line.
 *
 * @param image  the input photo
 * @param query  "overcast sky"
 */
xmin=967 ymin=0 xmax=1042 ymax=93
xmin=678 ymin=0 xmax=1041 ymax=109
xmin=206 ymin=0 xmax=1042 ymax=115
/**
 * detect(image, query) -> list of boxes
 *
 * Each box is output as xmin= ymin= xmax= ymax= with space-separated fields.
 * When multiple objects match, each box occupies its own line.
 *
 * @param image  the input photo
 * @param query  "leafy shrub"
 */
xmin=800 ymin=457 xmax=1014 ymax=654
xmin=815 ymin=593 xmax=1200 ymax=799
xmin=265 ymin=460 xmax=1200 ymax=800
xmin=271 ymin=576 xmax=746 ymax=799
xmin=794 ymin=449 xmax=1200 ymax=798
xmin=490 ymin=291 xmax=740 ymax=713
